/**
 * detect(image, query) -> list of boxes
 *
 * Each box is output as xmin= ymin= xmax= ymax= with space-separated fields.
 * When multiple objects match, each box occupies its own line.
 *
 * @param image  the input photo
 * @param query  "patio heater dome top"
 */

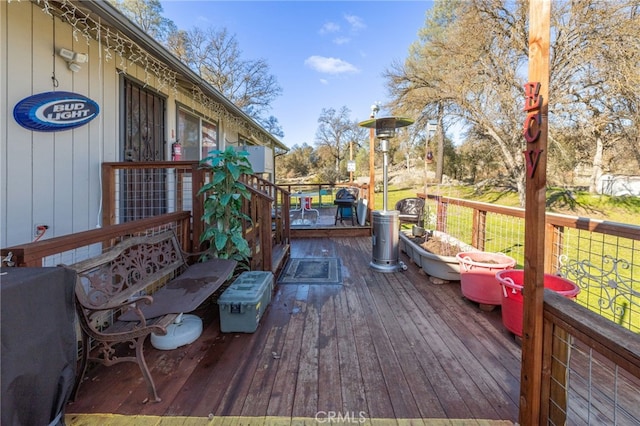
xmin=358 ymin=116 xmax=414 ymax=139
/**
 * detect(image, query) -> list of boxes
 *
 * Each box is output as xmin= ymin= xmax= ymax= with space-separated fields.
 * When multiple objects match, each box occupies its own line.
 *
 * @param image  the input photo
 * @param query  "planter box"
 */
xmin=399 ymin=230 xmax=477 ymax=281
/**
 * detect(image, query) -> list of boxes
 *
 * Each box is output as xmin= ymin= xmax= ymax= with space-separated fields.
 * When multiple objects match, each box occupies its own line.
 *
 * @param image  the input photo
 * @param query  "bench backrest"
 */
xmin=71 ymin=231 xmax=187 ymax=311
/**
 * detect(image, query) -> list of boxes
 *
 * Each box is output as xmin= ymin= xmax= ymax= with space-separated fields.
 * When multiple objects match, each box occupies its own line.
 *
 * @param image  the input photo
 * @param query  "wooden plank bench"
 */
xmin=66 ymin=230 xmax=236 ymax=403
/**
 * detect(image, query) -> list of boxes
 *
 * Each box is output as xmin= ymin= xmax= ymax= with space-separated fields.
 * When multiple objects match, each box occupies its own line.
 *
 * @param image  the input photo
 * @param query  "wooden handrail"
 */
xmin=418 ymin=193 xmax=640 ymax=274
xmin=544 ymin=290 xmax=640 ymax=378
xmin=418 ymin=193 xmax=640 ymax=240
xmin=99 ymin=162 xmax=289 ymax=273
xmin=1 ymin=212 xmax=191 ymax=267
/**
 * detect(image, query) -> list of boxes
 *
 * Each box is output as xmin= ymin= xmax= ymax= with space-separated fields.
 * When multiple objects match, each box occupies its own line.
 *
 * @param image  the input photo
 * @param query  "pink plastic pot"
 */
xmin=456 ymin=252 xmax=516 ymax=306
xmin=496 ymin=269 xmax=580 ymax=337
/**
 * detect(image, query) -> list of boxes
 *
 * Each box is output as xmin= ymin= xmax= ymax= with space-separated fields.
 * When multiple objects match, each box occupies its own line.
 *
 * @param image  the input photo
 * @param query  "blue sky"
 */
xmin=160 ymin=1 xmax=433 ymax=148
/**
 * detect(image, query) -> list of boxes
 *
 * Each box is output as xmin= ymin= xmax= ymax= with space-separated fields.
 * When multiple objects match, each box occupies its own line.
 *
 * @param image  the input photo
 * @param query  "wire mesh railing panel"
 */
xmin=549 ymin=328 xmax=640 ymax=425
xmin=556 ymin=229 xmax=640 ymax=333
xmin=438 ymin=201 xmax=474 ymax=245
xmin=431 ymin=199 xmax=526 ymax=267
xmin=483 ymin=212 xmax=526 ymax=266
xmin=112 ymin=167 xmax=194 ymax=224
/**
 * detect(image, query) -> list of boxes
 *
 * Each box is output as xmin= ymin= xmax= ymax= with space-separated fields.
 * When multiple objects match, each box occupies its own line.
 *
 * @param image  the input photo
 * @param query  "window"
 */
xmin=177 ymin=108 xmax=218 ymax=160
xmin=202 ymin=121 xmax=218 ymax=158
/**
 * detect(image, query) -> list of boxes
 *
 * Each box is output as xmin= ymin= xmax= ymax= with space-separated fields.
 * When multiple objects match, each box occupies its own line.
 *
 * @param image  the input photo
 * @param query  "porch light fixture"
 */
xmin=58 ymin=48 xmax=88 ymax=73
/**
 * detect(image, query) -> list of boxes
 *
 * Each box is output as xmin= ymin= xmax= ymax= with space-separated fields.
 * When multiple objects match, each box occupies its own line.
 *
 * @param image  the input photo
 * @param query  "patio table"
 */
xmin=290 ymin=192 xmax=320 ymax=222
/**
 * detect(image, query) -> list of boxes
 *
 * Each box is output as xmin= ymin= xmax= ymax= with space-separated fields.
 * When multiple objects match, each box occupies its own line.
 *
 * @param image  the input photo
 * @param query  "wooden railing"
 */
xmin=420 ymin=194 xmax=640 ymax=330
xmin=419 ymin=193 xmax=640 ymax=424
xmin=2 ymin=162 xmax=289 ymax=273
xmin=242 ymin=174 xmax=291 ymax=244
xmin=102 ymin=162 xmax=289 ymax=272
xmin=542 ymin=291 xmax=640 ymax=425
xmin=0 ymin=212 xmax=191 ymax=267
xmin=277 ymin=182 xmax=369 ymax=208
xmin=241 ymin=174 xmax=291 ymax=271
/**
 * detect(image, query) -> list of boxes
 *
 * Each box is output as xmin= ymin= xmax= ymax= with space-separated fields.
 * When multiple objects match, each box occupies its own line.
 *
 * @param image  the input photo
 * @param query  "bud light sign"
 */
xmin=13 ymin=91 xmax=99 ymax=132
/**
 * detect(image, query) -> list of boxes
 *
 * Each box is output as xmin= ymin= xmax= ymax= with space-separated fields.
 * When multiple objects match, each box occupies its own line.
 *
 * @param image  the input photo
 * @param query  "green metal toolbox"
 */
xmin=218 ymin=271 xmax=274 ymax=333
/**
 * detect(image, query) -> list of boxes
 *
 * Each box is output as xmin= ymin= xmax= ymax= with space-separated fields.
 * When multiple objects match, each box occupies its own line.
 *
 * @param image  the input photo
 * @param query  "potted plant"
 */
xmin=198 ymin=146 xmax=253 ymax=268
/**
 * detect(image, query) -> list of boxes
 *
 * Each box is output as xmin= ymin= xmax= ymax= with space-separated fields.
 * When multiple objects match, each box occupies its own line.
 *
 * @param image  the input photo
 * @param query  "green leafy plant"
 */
xmin=198 ymin=146 xmax=253 ymax=267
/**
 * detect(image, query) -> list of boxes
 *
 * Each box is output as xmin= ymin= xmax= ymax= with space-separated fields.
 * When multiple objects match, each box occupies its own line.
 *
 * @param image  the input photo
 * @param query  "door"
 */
xmin=121 ymin=78 xmax=166 ymax=222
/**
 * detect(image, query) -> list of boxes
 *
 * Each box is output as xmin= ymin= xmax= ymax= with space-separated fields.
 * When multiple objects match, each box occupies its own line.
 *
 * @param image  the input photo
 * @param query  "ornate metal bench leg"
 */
xmin=134 ymin=337 xmax=161 ymax=403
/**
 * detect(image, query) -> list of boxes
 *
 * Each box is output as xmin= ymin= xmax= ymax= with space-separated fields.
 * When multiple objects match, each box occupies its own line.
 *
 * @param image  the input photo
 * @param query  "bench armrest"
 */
xmin=77 ymin=294 xmax=154 ymax=318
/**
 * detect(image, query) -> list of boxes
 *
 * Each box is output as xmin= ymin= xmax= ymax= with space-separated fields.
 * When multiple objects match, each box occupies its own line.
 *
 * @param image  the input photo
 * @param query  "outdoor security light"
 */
xmin=58 ymin=48 xmax=87 ymax=73
xmin=58 ymin=48 xmax=75 ymax=61
xmin=68 ymin=62 xmax=82 ymax=73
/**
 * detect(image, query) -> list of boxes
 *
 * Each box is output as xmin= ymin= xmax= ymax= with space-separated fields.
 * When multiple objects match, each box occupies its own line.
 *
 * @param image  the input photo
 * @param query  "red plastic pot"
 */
xmin=456 ymin=252 xmax=516 ymax=306
xmin=495 ymin=269 xmax=580 ymax=337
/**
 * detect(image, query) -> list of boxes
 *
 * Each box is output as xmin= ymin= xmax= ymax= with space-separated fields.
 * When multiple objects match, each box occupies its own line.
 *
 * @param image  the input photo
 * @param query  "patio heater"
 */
xmin=359 ymin=115 xmax=414 ymax=272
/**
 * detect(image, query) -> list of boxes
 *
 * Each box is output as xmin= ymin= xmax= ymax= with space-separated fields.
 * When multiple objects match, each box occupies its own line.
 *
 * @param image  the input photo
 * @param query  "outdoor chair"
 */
xmin=395 ymin=197 xmax=425 ymax=228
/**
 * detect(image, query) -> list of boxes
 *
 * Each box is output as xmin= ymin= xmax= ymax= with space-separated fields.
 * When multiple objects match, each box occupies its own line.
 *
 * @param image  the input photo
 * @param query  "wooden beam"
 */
xmin=520 ymin=1 xmax=551 ymax=424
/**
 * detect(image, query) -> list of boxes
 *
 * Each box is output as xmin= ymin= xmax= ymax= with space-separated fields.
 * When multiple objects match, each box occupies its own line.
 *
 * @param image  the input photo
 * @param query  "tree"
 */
xmin=112 ymin=0 xmax=176 ymax=44
xmin=276 ymin=143 xmax=316 ymax=178
xmin=314 ymin=106 xmax=366 ymax=181
xmin=113 ymin=1 xmax=284 ymax=138
xmin=259 ymin=115 xmax=285 ymax=139
xmin=175 ymin=27 xmax=283 ymax=130
xmin=385 ymin=0 xmax=640 ymax=204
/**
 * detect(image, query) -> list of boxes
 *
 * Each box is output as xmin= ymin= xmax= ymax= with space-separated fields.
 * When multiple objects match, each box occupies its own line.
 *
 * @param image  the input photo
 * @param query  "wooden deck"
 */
xmin=65 ymin=236 xmax=521 ymax=424
xmin=289 ymin=206 xmax=372 ymax=239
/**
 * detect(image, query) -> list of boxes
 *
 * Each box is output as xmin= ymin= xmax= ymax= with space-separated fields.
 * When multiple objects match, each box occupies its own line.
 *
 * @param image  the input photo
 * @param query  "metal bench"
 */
xmin=66 ymin=230 xmax=236 ymax=403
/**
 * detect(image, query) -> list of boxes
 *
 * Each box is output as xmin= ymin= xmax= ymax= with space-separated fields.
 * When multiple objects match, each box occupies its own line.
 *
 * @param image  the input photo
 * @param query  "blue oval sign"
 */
xmin=13 ymin=91 xmax=100 ymax=132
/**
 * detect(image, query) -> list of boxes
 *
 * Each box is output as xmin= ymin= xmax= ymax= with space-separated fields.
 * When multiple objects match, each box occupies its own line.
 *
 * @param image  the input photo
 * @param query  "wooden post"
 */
xmin=520 ymin=1 xmax=551 ymax=424
xmin=349 ymin=141 xmax=354 ymax=183
xmin=101 ymin=163 xmax=116 ymax=227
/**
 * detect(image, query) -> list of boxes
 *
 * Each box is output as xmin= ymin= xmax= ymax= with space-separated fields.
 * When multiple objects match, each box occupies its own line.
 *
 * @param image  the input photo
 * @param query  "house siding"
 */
xmin=1 ymin=0 xmax=270 ymax=248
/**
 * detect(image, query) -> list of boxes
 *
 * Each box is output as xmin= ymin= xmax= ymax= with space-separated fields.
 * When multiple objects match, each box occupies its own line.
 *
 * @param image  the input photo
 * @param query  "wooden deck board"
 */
xmin=413 ymin=283 xmax=519 ymax=419
xmin=66 ymin=236 xmax=521 ymax=423
xmin=405 ymin=276 xmax=517 ymax=419
xmin=265 ymin=285 xmax=309 ymax=418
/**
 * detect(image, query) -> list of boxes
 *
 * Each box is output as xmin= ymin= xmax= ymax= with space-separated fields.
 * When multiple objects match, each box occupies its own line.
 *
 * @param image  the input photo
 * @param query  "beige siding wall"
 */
xmin=1 ymin=1 xmax=241 ymax=247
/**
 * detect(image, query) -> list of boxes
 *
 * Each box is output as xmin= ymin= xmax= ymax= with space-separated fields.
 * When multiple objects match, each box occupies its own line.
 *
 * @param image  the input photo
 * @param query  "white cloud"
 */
xmin=304 ymin=56 xmax=359 ymax=74
xmin=333 ymin=36 xmax=350 ymax=45
xmin=320 ymin=79 xmax=329 ymax=85
xmin=319 ymin=22 xmax=340 ymax=34
xmin=344 ymin=14 xmax=365 ymax=31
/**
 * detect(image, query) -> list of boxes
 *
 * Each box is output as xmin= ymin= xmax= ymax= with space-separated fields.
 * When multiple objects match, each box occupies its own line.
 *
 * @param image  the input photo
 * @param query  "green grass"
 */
xmin=377 ymin=185 xmax=640 ymax=224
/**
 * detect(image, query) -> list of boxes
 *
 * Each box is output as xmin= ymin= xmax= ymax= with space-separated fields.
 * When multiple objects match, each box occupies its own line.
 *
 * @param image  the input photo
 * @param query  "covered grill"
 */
xmin=334 ymin=187 xmax=359 ymax=225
